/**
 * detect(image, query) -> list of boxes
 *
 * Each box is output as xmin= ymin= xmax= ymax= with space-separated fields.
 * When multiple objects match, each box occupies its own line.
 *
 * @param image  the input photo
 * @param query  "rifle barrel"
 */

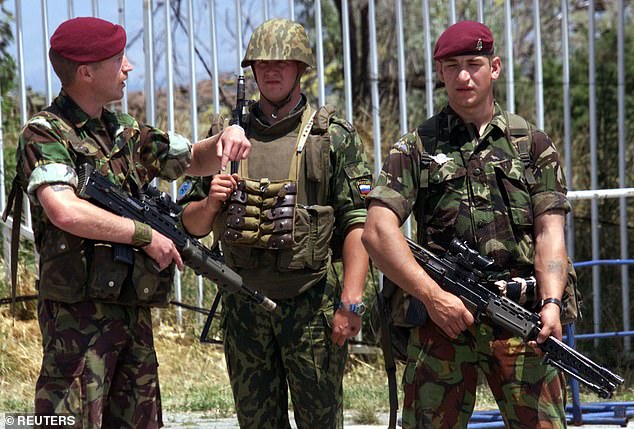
xmin=76 ymin=164 xmax=276 ymax=312
xmin=403 ymin=236 xmax=623 ymax=398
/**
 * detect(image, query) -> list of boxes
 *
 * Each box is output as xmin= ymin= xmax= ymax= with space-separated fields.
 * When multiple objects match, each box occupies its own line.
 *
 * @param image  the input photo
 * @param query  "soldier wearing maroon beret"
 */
xmin=364 ymin=20 xmax=569 ymax=428
xmin=433 ymin=20 xmax=494 ymax=60
xmin=8 ymin=16 xmax=252 ymax=429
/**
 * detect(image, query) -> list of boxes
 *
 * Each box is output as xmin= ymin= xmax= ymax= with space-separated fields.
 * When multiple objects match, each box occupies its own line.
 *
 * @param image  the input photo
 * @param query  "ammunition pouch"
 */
xmin=223 ymin=178 xmax=298 ymax=250
xmin=278 ymin=204 xmax=335 ymax=271
xmin=223 ymin=202 xmax=335 ymax=274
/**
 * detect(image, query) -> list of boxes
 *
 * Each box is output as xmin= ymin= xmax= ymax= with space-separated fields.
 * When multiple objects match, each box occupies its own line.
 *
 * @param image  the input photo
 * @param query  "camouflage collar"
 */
xmin=52 ymin=90 xmax=93 ymax=129
xmin=53 ymin=90 xmax=116 ymax=130
xmin=249 ymin=94 xmax=308 ymax=139
xmin=443 ymin=102 xmax=506 ymax=140
xmin=489 ymin=102 xmax=509 ymax=134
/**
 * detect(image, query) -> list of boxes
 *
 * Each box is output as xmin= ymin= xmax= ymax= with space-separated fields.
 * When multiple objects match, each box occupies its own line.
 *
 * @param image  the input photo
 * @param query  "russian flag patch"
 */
xmin=357 ymin=178 xmax=372 ymax=199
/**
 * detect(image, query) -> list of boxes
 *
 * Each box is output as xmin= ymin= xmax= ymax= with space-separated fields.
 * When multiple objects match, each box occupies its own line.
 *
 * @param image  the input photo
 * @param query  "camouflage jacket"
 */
xmin=15 ymin=90 xmax=192 ymax=304
xmin=366 ymin=103 xmax=570 ymax=276
xmin=19 ymin=90 xmax=191 ymax=206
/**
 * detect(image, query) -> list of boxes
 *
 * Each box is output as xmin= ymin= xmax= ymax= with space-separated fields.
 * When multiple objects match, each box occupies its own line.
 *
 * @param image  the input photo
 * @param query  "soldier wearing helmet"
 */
xmin=241 ymin=18 xmax=315 ymax=120
xmin=178 ymin=18 xmax=373 ymax=429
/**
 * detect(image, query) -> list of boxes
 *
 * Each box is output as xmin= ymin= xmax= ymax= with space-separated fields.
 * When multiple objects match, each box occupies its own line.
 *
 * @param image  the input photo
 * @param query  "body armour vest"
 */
xmin=17 ymin=104 xmax=174 ymax=307
xmin=218 ymin=103 xmax=337 ymax=299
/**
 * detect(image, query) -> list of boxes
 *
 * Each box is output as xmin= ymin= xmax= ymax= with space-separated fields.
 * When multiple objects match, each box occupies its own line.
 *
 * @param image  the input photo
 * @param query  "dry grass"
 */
xmin=0 ymin=315 xmax=42 ymax=410
xmin=152 ymin=319 xmax=235 ymax=416
xmin=0 ymin=311 xmax=236 ymax=415
xmin=2 ymin=312 xmax=633 ymax=419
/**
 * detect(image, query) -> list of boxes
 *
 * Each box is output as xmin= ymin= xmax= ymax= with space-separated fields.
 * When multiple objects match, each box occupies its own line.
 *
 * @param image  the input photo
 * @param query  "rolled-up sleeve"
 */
xmin=27 ymin=163 xmax=78 ymax=203
xmin=137 ymin=124 xmax=193 ymax=181
xmin=529 ymin=130 xmax=571 ymax=216
xmin=19 ymin=116 xmax=77 ymax=204
xmin=365 ymin=132 xmax=420 ymax=225
xmin=162 ymin=131 xmax=192 ymax=179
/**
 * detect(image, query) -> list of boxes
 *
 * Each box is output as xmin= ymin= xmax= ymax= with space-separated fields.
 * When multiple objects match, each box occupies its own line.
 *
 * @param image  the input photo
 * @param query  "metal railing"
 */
xmin=1 ymin=0 xmax=632 ymax=346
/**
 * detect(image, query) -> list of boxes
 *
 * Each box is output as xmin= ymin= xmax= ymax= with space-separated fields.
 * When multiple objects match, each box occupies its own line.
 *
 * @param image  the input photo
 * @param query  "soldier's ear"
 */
xmin=490 ymin=56 xmax=502 ymax=81
xmin=436 ymin=61 xmax=445 ymax=83
xmin=76 ymin=64 xmax=93 ymax=82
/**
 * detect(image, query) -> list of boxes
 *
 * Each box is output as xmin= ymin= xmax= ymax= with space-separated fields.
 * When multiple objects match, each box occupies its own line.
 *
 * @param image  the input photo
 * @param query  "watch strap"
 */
xmin=540 ymin=297 xmax=563 ymax=313
xmin=338 ymin=301 xmax=366 ymax=316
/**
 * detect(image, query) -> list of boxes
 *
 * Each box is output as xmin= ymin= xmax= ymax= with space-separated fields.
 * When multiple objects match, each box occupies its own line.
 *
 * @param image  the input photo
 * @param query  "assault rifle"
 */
xmin=75 ymin=163 xmax=276 ymax=312
xmin=229 ymin=74 xmax=250 ymax=174
xmin=405 ymin=237 xmax=623 ymax=399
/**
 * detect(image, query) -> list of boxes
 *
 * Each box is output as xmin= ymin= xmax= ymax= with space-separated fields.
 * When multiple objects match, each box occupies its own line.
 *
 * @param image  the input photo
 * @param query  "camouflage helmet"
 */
xmin=241 ymin=18 xmax=315 ymax=69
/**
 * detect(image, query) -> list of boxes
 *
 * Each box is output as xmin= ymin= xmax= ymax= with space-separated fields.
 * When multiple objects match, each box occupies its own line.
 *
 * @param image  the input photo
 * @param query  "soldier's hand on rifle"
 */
xmin=216 ymin=125 xmax=251 ymax=172
xmin=206 ymin=173 xmax=239 ymax=212
xmin=142 ymin=229 xmax=184 ymax=272
xmin=424 ymin=288 xmax=475 ymax=339
xmin=533 ymin=303 xmax=563 ymax=346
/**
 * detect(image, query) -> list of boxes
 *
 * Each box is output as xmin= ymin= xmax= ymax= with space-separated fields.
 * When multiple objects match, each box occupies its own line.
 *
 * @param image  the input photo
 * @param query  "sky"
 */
xmin=6 ymin=0 xmax=294 ymax=94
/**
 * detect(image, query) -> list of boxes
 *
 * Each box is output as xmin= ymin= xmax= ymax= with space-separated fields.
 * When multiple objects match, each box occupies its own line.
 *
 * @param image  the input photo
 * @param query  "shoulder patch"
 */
xmin=177 ymin=180 xmax=193 ymax=200
xmin=357 ymin=178 xmax=373 ymax=199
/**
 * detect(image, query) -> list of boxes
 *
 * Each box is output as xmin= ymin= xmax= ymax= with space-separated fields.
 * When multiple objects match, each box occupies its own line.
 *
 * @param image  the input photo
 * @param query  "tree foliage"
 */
xmin=1 ymin=0 xmax=18 ymax=183
xmin=0 ymin=0 xmax=16 ymax=117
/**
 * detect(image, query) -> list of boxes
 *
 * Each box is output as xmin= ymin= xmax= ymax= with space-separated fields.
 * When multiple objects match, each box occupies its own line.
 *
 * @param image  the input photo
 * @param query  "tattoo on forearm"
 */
xmin=547 ymin=260 xmax=566 ymax=281
xmin=50 ymin=184 xmax=73 ymax=192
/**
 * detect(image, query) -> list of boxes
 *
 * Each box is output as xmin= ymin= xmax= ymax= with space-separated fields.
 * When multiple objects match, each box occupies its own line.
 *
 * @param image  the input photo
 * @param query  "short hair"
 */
xmin=49 ymin=48 xmax=80 ymax=87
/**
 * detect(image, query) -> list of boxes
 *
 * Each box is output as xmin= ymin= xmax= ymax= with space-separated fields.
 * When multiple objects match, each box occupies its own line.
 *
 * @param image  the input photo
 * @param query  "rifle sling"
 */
xmin=2 ymin=174 xmax=25 ymax=318
xmin=199 ymin=291 xmax=223 ymax=344
xmin=8 ymin=177 xmax=24 ymax=319
xmin=372 ymin=264 xmax=398 ymax=429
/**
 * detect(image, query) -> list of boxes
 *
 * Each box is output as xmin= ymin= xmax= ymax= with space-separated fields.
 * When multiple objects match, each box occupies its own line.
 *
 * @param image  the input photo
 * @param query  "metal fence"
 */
xmin=2 ymin=0 xmax=633 ymax=347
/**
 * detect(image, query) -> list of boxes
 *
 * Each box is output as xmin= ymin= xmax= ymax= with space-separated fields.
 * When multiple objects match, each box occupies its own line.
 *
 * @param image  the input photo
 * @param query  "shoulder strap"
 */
xmin=1 ymin=175 xmax=24 ymax=318
xmin=416 ymin=116 xmax=441 ymax=190
xmin=416 ymin=115 xmax=441 ymax=154
xmin=506 ymin=112 xmax=537 ymax=185
xmin=311 ymin=104 xmax=339 ymax=134
xmin=288 ymin=106 xmax=317 ymax=181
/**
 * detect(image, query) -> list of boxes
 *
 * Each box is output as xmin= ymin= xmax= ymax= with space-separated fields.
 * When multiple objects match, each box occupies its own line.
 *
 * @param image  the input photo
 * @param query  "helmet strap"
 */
xmin=254 ymin=69 xmax=303 ymax=120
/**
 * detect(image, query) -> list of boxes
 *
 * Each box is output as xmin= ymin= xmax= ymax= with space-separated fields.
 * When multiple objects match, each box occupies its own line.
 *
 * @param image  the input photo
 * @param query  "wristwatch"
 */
xmin=540 ymin=297 xmax=563 ymax=314
xmin=338 ymin=301 xmax=367 ymax=317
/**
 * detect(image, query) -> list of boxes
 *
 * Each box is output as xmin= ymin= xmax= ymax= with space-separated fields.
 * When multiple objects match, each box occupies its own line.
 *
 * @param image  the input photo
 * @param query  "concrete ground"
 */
xmin=163 ymin=409 xmax=634 ymax=428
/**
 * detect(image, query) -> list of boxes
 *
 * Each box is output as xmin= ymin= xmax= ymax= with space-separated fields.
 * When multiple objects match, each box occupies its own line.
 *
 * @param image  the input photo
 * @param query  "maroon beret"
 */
xmin=50 ymin=17 xmax=126 ymax=63
xmin=433 ymin=20 xmax=494 ymax=60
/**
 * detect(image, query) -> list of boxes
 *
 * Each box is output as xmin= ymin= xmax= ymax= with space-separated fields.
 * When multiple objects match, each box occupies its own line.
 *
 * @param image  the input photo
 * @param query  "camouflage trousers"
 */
xmin=35 ymin=300 xmax=162 ymax=429
xmin=402 ymin=321 xmax=567 ymax=429
xmin=222 ymin=278 xmax=348 ymax=429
